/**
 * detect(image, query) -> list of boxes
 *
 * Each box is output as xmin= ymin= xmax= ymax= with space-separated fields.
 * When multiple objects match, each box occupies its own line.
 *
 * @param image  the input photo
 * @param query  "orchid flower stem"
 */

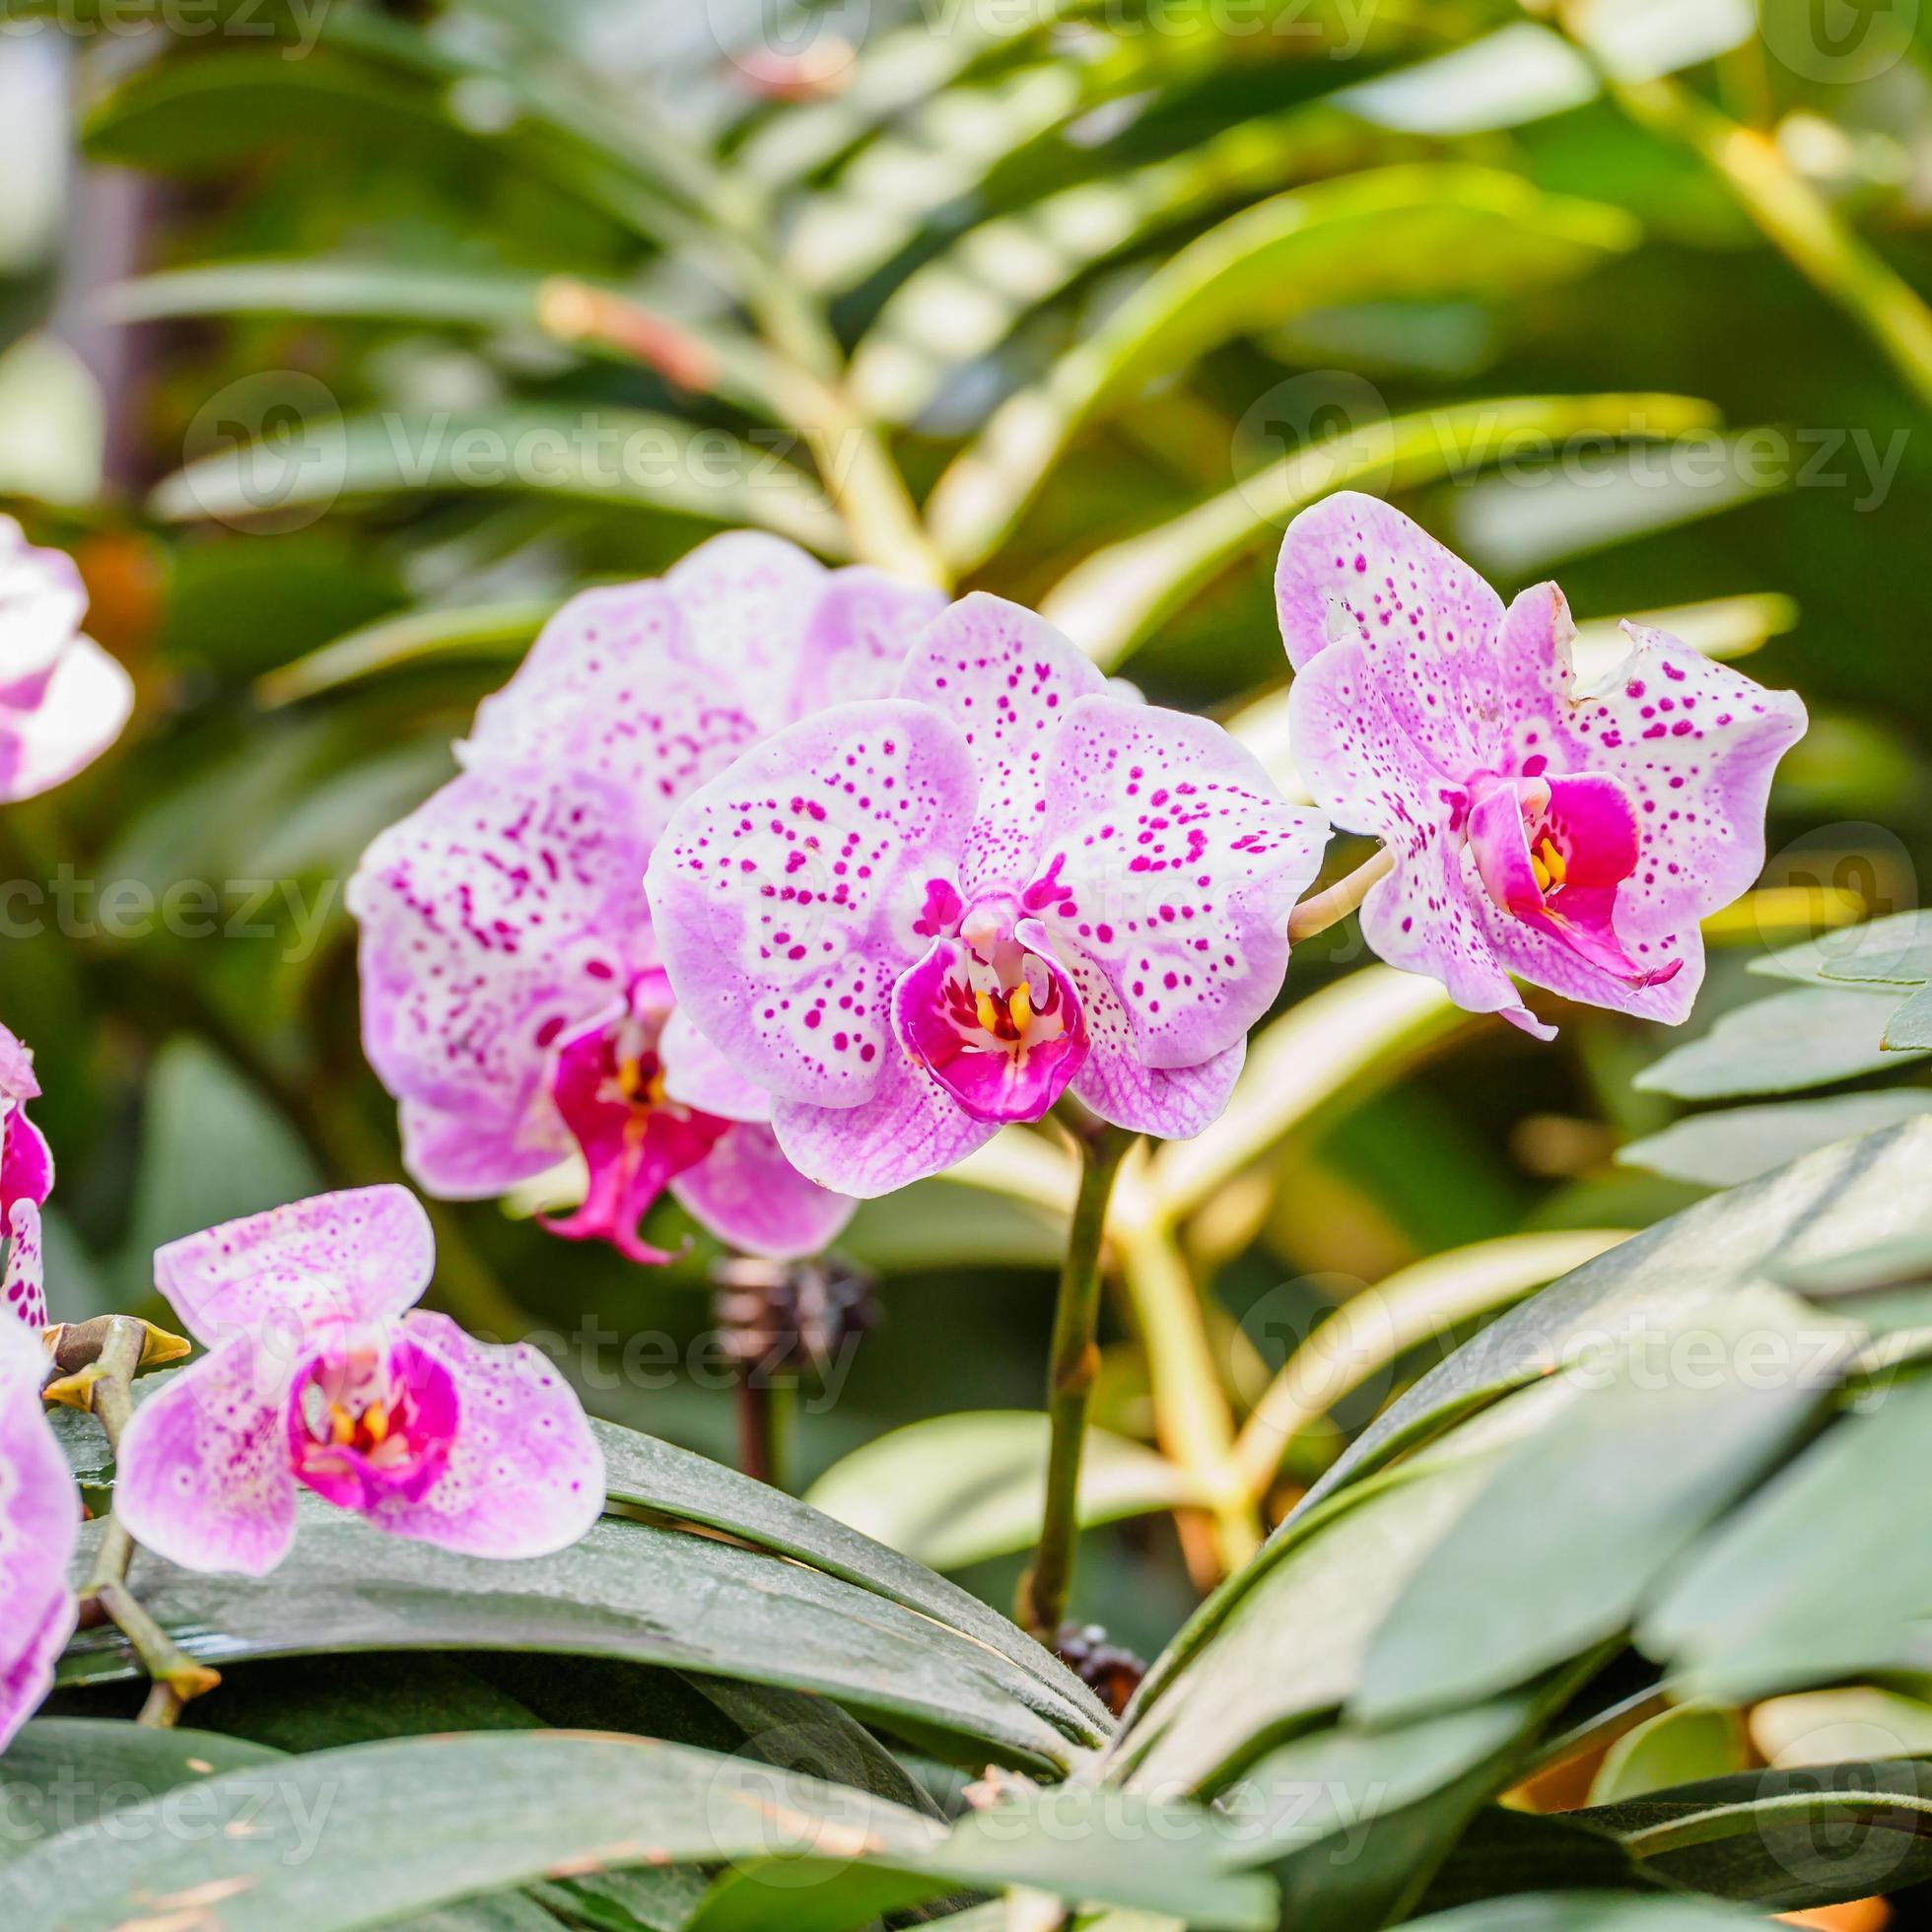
xmin=1286 ymin=847 xmax=1395 ymax=944
xmin=1115 ymin=1218 xmax=1263 ymax=1582
xmin=75 ymin=1317 xmax=221 ymax=1727
xmin=1019 ymin=1117 xmax=1138 ymax=1645
xmin=735 ymin=1375 xmax=795 ymax=1495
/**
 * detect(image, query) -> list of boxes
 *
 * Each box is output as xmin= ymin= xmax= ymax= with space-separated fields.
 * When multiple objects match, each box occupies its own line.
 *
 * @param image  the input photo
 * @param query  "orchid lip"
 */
xmin=895 ymin=906 xmax=1090 ymax=1125
xmin=287 ymin=1331 xmax=457 ymax=1510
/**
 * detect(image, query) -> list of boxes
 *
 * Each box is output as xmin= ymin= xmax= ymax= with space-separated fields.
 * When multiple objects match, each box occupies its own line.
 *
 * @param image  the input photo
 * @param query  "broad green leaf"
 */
xmin=1618 ymin=1092 xmax=1932 ymax=1189
xmin=1039 ymin=394 xmax=1714 ymax=670
xmin=805 ymin=1412 xmax=1201 ymax=1571
xmin=258 ymin=598 xmax=557 ymax=707
xmin=1575 ymin=1760 xmax=1932 ymax=1910
xmin=1405 ymin=1900 xmax=1760 ymax=1932
xmin=1634 ymin=985 xmax=1925 ymax=1098
xmin=104 ymin=261 xmax=786 ymax=419
xmin=0 ymin=1733 xmax=1276 ymax=1932
xmin=0 ymin=1720 xmax=281 ymax=1867
xmin=58 ymin=1503 xmax=1089 ymax=1772
xmin=1885 ymin=983 xmax=1932 ymax=1050
xmin=1407 ymin=1807 xmax=1651 ymax=1917
xmin=1640 ymin=1372 xmax=1932 ymax=1703
xmin=850 ymin=103 xmax=1426 ymax=425
xmin=1282 ymin=1118 xmax=1932 ymax=1540
xmin=1231 ymin=1229 xmax=1629 ymax=1503
xmin=1588 ymin=1704 xmax=1747 ymax=1804
xmin=592 ymin=1422 xmax=1110 ymax=1740
xmin=149 ymin=407 xmax=848 ymax=556
xmin=927 ymin=165 xmax=1640 ymax=572
xmin=1109 ymin=1387 xmax=1564 ymax=1791
xmin=1353 ymin=1288 xmax=1855 ymax=1724
xmin=1753 ymin=908 xmax=1932 ymax=986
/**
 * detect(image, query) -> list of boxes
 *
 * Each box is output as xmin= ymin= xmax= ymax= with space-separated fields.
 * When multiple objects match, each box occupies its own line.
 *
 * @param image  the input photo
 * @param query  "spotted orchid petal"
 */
xmin=0 ymin=1320 xmax=78 ymax=1750
xmin=1065 ymin=953 xmax=1247 ymax=1138
xmin=794 ymin=569 xmax=949 ymax=713
xmin=670 ymin=1122 xmax=857 ymax=1258
xmin=1279 ymin=494 xmax=1805 ymax=1034
xmin=4 ymin=1201 xmax=45 ymax=1330
xmin=352 ymin=766 xmax=655 ymax=1199
xmin=646 ymin=700 xmax=979 ymax=1109
xmin=897 ymin=593 xmax=1110 ymax=895
xmin=1029 ymin=697 xmax=1328 ymax=1070
xmin=352 ymin=1311 xmax=604 ymax=1560
xmin=462 ymin=582 xmax=767 ymax=839
xmin=772 ymin=1047 xmax=1000 ymax=1199
xmin=114 ymin=1332 xmax=302 ymax=1577
xmin=656 ymin=1007 xmax=773 ymax=1124
xmin=153 ymin=1184 xmax=436 ymax=1347
xmin=0 ymin=1024 xmax=52 ymax=1221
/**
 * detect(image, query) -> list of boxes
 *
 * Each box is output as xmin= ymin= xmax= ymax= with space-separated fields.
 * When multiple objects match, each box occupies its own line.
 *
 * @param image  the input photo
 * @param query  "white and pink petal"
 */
xmin=670 ymin=1122 xmax=857 ymax=1259
xmin=646 ymin=700 xmax=977 ymax=1109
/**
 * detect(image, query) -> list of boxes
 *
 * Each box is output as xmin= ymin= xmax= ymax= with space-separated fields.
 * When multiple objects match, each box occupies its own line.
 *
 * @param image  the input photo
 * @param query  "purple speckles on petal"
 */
xmin=0 ymin=1320 xmax=79 ymax=1750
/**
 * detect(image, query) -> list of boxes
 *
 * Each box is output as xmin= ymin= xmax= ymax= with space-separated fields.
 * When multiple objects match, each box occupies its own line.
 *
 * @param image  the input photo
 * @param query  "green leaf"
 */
xmin=149 ymin=407 xmax=848 ymax=557
xmin=1588 ymin=1705 xmax=1747 ymax=1805
xmin=1289 ymin=1118 xmax=1932 ymax=1526
xmin=803 ymin=1412 xmax=1202 ymax=1571
xmin=1109 ymin=1389 xmax=1558 ymax=1791
xmin=257 ymin=598 xmax=557 ymax=707
xmin=927 ymin=165 xmax=1641 ymax=572
xmin=104 ymin=261 xmax=787 ymax=419
xmin=1618 ymin=1092 xmax=1932 ymax=1189
xmin=0 ymin=1720 xmax=282 ymax=1867
xmin=0 ymin=1733 xmax=1276 ymax=1932
xmin=1576 ymin=1760 xmax=1932 ymax=1910
xmin=116 ymin=1038 xmax=325 ymax=1301
xmin=58 ymin=1503 xmax=1091 ymax=1773
xmin=1634 ymin=985 xmax=1926 ymax=1099
xmin=1751 ymin=1688 xmax=1932 ymax=1767
xmin=1884 ymin=983 xmax=1932 ymax=1050
xmin=1405 ymin=1900 xmax=1760 ymax=1932
xmin=1754 ymin=909 xmax=1932 ymax=986
xmin=849 ymin=102 xmax=1427 ymax=425
xmin=592 ymin=1422 xmax=1110 ymax=1741
xmin=1354 ymin=1287 xmax=1854 ymax=1724
xmin=1038 ymin=394 xmax=1716 ymax=671
xmin=1640 ymin=1372 xmax=1932 ymax=1703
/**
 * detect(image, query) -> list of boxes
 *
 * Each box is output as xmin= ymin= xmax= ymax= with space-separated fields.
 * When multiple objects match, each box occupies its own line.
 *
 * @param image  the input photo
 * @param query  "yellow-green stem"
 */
xmin=1115 ymin=1216 xmax=1263 ymax=1578
xmin=1018 ymin=1120 xmax=1137 ymax=1643
xmin=1287 ymin=848 xmax=1396 ymax=943
xmin=78 ymin=1317 xmax=221 ymax=1726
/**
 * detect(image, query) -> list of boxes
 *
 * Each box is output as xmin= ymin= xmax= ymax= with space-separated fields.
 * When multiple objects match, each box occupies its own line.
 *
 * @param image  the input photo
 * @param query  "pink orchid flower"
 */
xmin=647 ymin=594 xmax=1329 ymax=1196
xmin=0 ymin=1316 xmax=77 ymax=1750
xmin=115 ymin=1187 xmax=603 ymax=1576
xmin=350 ymin=533 xmax=944 ymax=1263
xmin=2 ymin=1024 xmax=54 ymax=1330
xmin=1276 ymin=493 xmax=1807 ymax=1038
xmin=0 ymin=517 xmax=135 ymax=803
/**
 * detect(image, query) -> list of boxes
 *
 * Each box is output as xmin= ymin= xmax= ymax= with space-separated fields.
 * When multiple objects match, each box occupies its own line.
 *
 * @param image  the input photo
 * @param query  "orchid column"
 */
xmin=650 ymin=593 xmax=1327 ymax=1639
